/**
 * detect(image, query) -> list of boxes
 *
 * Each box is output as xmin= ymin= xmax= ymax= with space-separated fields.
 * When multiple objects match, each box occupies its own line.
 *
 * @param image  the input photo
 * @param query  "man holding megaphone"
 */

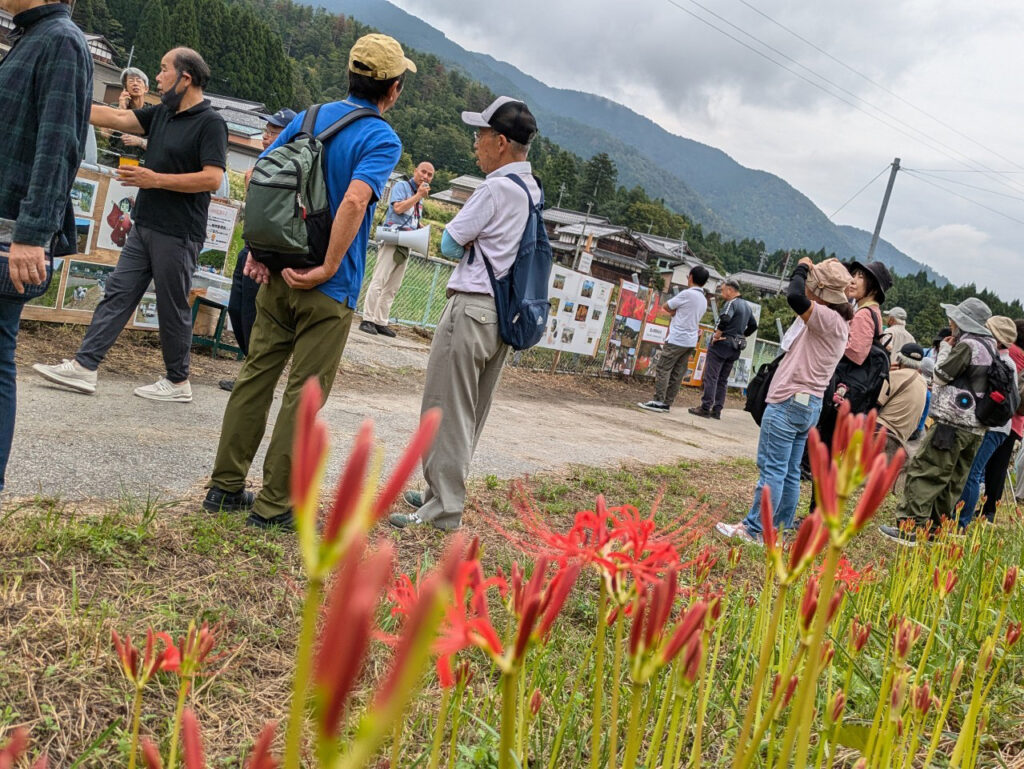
xmin=361 ymin=160 xmax=434 ymax=337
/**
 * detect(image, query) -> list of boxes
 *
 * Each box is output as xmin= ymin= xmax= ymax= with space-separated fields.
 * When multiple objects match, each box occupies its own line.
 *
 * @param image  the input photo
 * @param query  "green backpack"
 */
xmin=244 ymin=102 xmax=382 ymax=271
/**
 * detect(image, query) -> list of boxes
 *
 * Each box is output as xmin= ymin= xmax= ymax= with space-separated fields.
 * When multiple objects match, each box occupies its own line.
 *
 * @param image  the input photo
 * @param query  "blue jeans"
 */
xmin=0 ymin=297 xmax=25 ymax=492
xmin=743 ymin=394 xmax=822 ymax=536
xmin=916 ymin=389 xmax=931 ymax=434
xmin=955 ymin=430 xmax=1004 ymax=528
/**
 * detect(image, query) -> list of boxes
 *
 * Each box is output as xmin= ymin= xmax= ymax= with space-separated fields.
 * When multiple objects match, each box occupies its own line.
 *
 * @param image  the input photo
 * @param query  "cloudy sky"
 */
xmin=388 ymin=0 xmax=1024 ymax=302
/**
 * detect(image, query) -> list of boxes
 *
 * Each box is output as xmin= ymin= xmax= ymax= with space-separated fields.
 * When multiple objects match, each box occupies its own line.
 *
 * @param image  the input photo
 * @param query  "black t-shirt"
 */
xmin=132 ymin=100 xmax=228 ymax=242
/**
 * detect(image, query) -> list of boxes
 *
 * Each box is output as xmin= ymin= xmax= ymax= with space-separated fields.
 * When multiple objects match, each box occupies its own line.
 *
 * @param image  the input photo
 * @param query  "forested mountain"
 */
xmin=68 ymin=0 xmax=1020 ymax=340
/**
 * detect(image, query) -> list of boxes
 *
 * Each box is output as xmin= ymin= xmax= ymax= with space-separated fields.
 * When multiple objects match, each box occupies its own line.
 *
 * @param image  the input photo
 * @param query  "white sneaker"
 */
xmin=134 ymin=378 xmax=192 ymax=403
xmin=715 ymin=521 xmax=762 ymax=546
xmin=32 ymin=359 xmax=97 ymax=394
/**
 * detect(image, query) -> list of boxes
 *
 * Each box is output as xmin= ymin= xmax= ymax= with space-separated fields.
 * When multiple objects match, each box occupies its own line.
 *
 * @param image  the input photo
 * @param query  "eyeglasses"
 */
xmin=473 ymin=128 xmax=501 ymax=143
xmin=262 ymin=127 xmax=283 ymax=137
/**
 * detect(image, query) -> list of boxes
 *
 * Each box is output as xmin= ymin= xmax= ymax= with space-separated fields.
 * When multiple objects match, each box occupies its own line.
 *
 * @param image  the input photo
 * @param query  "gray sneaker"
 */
xmin=637 ymin=400 xmax=669 ymax=412
xmin=134 ymin=378 xmax=192 ymax=403
xmin=389 ymin=512 xmax=424 ymax=529
xmin=32 ymin=359 xmax=97 ymax=394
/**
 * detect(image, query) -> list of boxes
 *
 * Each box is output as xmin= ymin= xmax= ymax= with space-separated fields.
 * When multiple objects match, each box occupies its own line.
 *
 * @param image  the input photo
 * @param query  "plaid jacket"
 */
xmin=0 ymin=4 xmax=92 ymax=247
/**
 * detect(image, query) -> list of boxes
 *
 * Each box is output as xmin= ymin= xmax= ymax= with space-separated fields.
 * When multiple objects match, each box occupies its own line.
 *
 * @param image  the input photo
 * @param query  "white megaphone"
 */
xmin=375 ymin=224 xmax=431 ymax=257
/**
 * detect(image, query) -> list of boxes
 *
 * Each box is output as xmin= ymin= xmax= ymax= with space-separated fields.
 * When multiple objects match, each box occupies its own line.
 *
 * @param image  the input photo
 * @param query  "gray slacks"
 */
xmin=76 ymin=225 xmax=199 ymax=382
xmin=654 ymin=342 xmax=695 ymax=406
xmin=418 ymin=292 xmax=508 ymax=528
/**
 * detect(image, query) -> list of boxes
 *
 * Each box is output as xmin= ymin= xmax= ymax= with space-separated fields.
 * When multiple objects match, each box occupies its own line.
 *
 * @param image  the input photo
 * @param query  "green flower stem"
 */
xmin=732 ymin=584 xmax=789 ymax=769
xmin=914 ymin=596 xmax=945 ymax=681
xmin=644 ymin=664 xmax=676 ymax=769
xmin=589 ymin=582 xmax=609 ymax=769
xmin=950 ymin=659 xmax=988 ymax=767
xmin=428 ymin=686 xmax=451 ymax=769
xmin=390 ymin=715 xmax=403 ymax=769
xmin=737 ymin=642 xmax=807 ymax=769
xmin=499 ymin=670 xmax=519 ymax=769
xmin=620 ymin=682 xmax=645 ymax=769
xmin=689 ymin=630 xmax=715 ymax=767
xmin=548 ymin=643 xmax=594 ymax=769
xmin=448 ymin=682 xmax=466 ymax=769
xmin=127 ymin=683 xmax=143 ymax=769
xmin=606 ymin=609 xmax=627 ymax=768
xmin=921 ymin=671 xmax=962 ymax=767
xmin=666 ymin=684 xmax=696 ymax=769
xmin=283 ymin=578 xmax=323 ymax=769
xmin=777 ymin=545 xmax=841 ymax=769
xmin=166 ymin=677 xmax=191 ymax=769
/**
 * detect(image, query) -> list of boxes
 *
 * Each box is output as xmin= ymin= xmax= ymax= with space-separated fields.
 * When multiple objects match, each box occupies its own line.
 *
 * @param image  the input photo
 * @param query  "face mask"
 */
xmin=161 ymin=73 xmax=186 ymax=111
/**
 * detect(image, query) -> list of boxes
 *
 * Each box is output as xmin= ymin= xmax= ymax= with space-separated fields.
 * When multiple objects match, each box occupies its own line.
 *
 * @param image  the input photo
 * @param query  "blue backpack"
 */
xmin=469 ymin=174 xmax=552 ymax=351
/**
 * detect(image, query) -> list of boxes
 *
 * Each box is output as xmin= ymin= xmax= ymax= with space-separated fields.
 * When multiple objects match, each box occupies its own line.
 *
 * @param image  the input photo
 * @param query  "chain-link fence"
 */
xmin=356 ymin=245 xmax=455 ymax=329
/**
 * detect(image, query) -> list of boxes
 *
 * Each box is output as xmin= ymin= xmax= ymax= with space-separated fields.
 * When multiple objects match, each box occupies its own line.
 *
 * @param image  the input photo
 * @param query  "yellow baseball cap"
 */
xmin=348 ymin=34 xmax=417 ymax=80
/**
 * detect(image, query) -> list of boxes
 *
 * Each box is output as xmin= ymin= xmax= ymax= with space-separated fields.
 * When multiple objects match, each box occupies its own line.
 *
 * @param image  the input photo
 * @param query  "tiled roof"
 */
xmin=556 ymin=222 xmax=626 ymax=238
xmin=542 ymin=207 xmax=610 ymax=226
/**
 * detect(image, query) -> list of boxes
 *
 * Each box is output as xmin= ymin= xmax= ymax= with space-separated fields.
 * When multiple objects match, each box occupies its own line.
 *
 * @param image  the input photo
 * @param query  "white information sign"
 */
xmin=540 ymin=267 xmax=613 ymax=356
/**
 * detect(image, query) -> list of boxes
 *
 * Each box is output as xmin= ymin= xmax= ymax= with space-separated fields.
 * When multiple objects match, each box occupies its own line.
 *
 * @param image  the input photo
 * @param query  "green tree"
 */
xmin=167 ymin=0 xmax=199 ymax=50
xmin=133 ymin=0 xmax=172 ymax=76
xmin=580 ymin=152 xmax=617 ymax=213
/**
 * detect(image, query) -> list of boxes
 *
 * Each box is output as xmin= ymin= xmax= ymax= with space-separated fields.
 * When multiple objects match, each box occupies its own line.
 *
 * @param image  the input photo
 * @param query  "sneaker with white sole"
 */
xmin=714 ymin=521 xmax=762 ymax=546
xmin=134 ymin=377 xmax=192 ymax=402
xmin=637 ymin=400 xmax=669 ymax=413
xmin=32 ymin=359 xmax=98 ymax=394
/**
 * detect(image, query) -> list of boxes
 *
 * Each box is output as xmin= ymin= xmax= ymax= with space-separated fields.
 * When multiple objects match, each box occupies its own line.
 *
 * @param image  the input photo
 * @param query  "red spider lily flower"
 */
xmin=799 ymin=577 xmax=819 ymax=632
xmin=890 ymin=670 xmax=909 ymax=710
xmin=111 ymin=629 xmax=178 ymax=685
xmin=781 ymin=675 xmax=799 ymax=708
xmin=323 ymin=421 xmax=373 ymax=543
xmin=820 ymin=640 xmax=835 ymax=667
xmin=435 ymin=557 xmax=506 ymax=686
xmin=932 ymin=569 xmax=958 ymax=599
xmin=680 ymin=634 xmax=704 ymax=684
xmin=0 ymin=729 xmax=29 ymax=765
xmin=979 ymin=637 xmax=996 ymax=673
xmin=661 ymin=600 xmax=708 ymax=665
xmin=692 ymin=546 xmax=717 ymax=584
xmin=530 ymin=689 xmax=542 ymax=717
xmin=291 ymin=377 xmax=328 ymax=521
xmin=182 ymin=709 xmax=205 ymax=769
xmin=644 ymin=569 xmax=677 ymax=650
xmin=788 ymin=513 xmax=826 ymax=573
xmin=807 ymin=429 xmax=839 ymax=523
xmin=141 ymin=738 xmax=164 ymax=769
xmin=178 ymin=622 xmax=220 ymax=674
xmin=759 ymin=486 xmax=778 ymax=555
xmin=536 ymin=561 xmax=582 ymax=641
xmin=850 ymin=450 xmax=905 ymax=532
xmin=913 ymin=681 xmax=933 ymax=716
xmin=827 ymin=586 xmax=845 ymax=624
xmin=830 ymin=401 xmax=855 ymax=460
xmin=629 ymin=591 xmax=649 ymax=658
xmin=314 ymin=536 xmax=394 ymax=738
xmin=1006 ymin=622 xmax=1022 ymax=648
xmin=243 ymin=722 xmax=278 ymax=769
xmin=371 ymin=408 xmax=442 ymax=520
xmin=850 ymin=618 xmax=871 ymax=654
xmin=894 ymin=618 xmax=922 ymax=661
xmin=727 ymin=546 xmax=742 ymax=569
xmin=829 ymin=689 xmax=847 ymax=724
xmin=1003 ymin=566 xmax=1018 ymax=595
xmin=829 ymin=556 xmax=874 ymax=593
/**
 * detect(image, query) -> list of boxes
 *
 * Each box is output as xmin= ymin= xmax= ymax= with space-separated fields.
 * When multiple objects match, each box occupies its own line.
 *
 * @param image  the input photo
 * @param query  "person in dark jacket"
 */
xmin=0 ymin=0 xmax=92 ymax=494
xmin=690 ymin=279 xmax=752 ymax=419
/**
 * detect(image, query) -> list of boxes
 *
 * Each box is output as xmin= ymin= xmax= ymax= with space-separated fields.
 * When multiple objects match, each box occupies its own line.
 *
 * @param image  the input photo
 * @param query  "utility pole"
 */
xmin=867 ymin=157 xmax=900 ymax=262
xmin=757 ymin=250 xmax=767 ymax=273
xmin=573 ymin=201 xmax=593 ymax=270
xmin=556 ymin=181 xmax=566 ymax=209
xmin=777 ymin=251 xmax=791 ymax=293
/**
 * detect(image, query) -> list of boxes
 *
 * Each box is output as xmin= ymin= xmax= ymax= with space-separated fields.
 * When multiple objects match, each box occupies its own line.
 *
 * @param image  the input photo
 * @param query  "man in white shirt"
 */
xmin=638 ymin=265 xmax=709 ymax=412
xmin=390 ymin=96 xmax=539 ymax=531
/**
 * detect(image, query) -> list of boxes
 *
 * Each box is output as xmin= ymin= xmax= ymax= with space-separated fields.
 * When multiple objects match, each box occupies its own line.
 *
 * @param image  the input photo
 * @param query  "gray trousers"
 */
xmin=654 ymin=342 xmax=695 ymax=405
xmin=418 ymin=292 xmax=508 ymax=527
xmin=362 ymin=242 xmax=409 ymax=326
xmin=76 ymin=225 xmax=199 ymax=382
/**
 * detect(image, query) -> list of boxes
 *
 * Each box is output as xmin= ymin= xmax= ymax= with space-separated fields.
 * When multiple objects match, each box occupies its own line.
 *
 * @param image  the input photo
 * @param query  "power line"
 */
xmin=901 ymin=168 xmax=1024 ymax=203
xmin=659 ymin=0 xmax=1024 ymax=198
xmin=828 ymin=165 xmax=890 ymax=219
xmin=732 ymin=0 xmax=1024 ymax=174
xmin=900 ymin=169 xmax=1024 ymax=227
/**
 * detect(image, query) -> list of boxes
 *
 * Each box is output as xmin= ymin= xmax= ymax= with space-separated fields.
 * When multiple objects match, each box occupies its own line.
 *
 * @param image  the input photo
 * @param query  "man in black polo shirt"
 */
xmin=689 ymin=279 xmax=753 ymax=419
xmin=33 ymin=47 xmax=228 ymax=403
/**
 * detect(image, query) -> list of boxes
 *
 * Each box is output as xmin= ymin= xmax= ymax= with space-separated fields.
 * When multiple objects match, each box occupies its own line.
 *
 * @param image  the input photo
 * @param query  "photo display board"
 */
xmin=22 ymin=166 xmax=240 ymax=329
xmin=540 ymin=267 xmax=613 ymax=356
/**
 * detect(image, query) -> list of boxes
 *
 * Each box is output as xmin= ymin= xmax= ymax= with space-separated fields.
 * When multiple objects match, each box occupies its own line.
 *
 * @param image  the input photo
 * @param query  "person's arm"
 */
xmin=934 ymin=341 xmax=971 ymax=384
xmin=282 ymin=179 xmax=374 ymax=290
xmin=91 ymin=103 xmax=144 ymax=134
xmin=786 ymin=261 xmax=813 ymax=321
xmin=392 ymin=180 xmax=428 ymax=215
xmin=9 ymin=36 xmax=92 ymax=292
xmin=440 ymin=229 xmax=464 ymax=259
xmin=844 ymin=308 xmax=875 ymax=365
xmin=115 ymin=164 xmax=223 ymax=193
xmin=662 ymin=291 xmax=685 ymax=317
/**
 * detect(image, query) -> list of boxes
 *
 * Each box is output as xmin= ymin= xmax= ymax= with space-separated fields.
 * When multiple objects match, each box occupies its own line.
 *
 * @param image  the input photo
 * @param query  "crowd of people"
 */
xmin=1 ymin=0 xmax=1021 ymax=543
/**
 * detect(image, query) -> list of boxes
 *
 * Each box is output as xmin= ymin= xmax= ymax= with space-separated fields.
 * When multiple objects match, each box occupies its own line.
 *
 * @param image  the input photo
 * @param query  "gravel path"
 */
xmin=7 ymin=327 xmax=761 ymax=502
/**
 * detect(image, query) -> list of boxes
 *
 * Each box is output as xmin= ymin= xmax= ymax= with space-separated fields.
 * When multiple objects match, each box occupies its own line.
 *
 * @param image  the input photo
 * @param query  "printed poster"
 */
xmin=71 ymin=177 xmax=99 ymax=216
xmin=96 ymin=180 xmax=137 ymax=252
xmin=540 ymin=267 xmax=612 ymax=357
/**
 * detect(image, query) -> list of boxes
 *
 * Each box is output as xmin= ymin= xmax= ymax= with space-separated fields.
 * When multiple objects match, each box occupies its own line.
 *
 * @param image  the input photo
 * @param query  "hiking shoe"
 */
xmin=878 ymin=523 xmax=917 ymax=547
xmin=688 ymin=406 xmax=712 ymax=418
xmin=711 ymin=409 xmax=722 ymax=420
xmin=32 ymin=359 xmax=97 ymax=394
xmin=637 ymin=400 xmax=669 ymax=412
xmin=374 ymin=324 xmax=397 ymax=338
xmin=389 ymin=512 xmax=424 ymax=529
xmin=134 ymin=378 xmax=192 ymax=402
xmin=202 ymin=487 xmax=255 ymax=513
xmin=218 ymin=379 xmax=235 ymax=392
xmin=403 ymin=490 xmax=424 ymax=509
xmin=358 ymin=320 xmax=378 ymax=335
xmin=246 ymin=509 xmax=295 ymax=531
xmin=714 ymin=521 xmax=761 ymax=546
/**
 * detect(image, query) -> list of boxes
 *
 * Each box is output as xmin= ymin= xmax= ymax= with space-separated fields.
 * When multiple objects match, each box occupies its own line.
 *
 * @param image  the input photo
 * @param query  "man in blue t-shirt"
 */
xmin=360 ymin=160 xmax=434 ymax=337
xmin=202 ymin=34 xmax=412 ymax=528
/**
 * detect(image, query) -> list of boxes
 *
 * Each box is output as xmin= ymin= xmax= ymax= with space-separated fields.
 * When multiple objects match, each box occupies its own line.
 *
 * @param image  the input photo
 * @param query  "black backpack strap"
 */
xmin=315 ymin=107 xmax=382 ymax=143
xmin=297 ymin=104 xmax=322 ymax=139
